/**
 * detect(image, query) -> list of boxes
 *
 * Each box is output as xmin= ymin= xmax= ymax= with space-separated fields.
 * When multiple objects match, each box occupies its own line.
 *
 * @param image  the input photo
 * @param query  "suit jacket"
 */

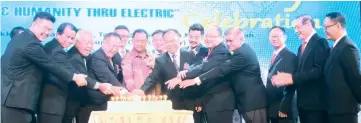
xmin=324 ymin=36 xmax=361 ymax=115
xmin=141 ymin=49 xmax=197 ymax=109
xmin=65 ymin=47 xmax=97 ymax=116
xmin=183 ymin=44 xmax=209 ymax=66
xmin=113 ymin=53 xmax=123 ymax=82
xmin=87 ymin=48 xmax=124 ymax=109
xmin=185 ymin=42 xmax=235 ymax=112
xmin=292 ymin=33 xmax=329 ymax=111
xmin=1 ymin=29 xmax=74 ymax=111
xmin=196 ymin=43 xmax=266 ymax=113
xmin=266 ymin=48 xmax=298 ymax=118
xmin=39 ymin=39 xmax=97 ymax=115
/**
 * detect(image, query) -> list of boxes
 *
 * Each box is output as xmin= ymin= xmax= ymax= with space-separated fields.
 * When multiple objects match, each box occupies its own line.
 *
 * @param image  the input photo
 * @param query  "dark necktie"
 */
xmin=271 ymin=54 xmax=277 ymax=64
xmin=172 ymin=54 xmax=179 ymax=72
xmin=83 ymin=58 xmax=87 ymax=71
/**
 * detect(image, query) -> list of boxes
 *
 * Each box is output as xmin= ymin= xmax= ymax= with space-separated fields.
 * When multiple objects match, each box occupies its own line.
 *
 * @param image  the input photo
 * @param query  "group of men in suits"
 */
xmin=2 ymin=11 xmax=361 ymax=123
xmin=1 ymin=12 xmax=128 ymax=123
xmin=272 ymin=12 xmax=361 ymax=123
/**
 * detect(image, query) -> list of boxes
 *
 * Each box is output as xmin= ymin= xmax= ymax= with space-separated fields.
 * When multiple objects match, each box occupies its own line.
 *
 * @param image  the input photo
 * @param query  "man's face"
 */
xmin=103 ymin=36 xmax=121 ymax=58
xmin=56 ymin=26 xmax=76 ymax=48
xmin=152 ymin=33 xmax=164 ymax=53
xmin=163 ymin=31 xmax=180 ymax=54
xmin=32 ymin=19 xmax=53 ymax=41
xmin=225 ymin=29 xmax=243 ymax=51
xmin=132 ymin=32 xmax=148 ymax=53
xmin=76 ymin=33 xmax=94 ymax=57
xmin=269 ymin=28 xmax=286 ymax=49
xmin=115 ymin=29 xmax=129 ymax=47
xmin=188 ymin=30 xmax=203 ymax=48
xmin=324 ymin=17 xmax=339 ymax=40
xmin=204 ymin=26 xmax=222 ymax=49
xmin=294 ymin=18 xmax=310 ymax=41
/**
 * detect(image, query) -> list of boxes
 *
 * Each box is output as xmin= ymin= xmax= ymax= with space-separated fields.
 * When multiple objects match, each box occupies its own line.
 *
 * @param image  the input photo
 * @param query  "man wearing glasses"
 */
xmin=272 ymin=15 xmax=330 ymax=123
xmin=323 ymin=12 xmax=361 ymax=123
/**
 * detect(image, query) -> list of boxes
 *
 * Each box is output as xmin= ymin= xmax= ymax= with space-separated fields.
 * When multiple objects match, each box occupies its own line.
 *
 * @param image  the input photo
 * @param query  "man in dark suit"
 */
xmin=272 ymin=15 xmax=330 ymax=123
xmin=80 ymin=32 xmax=128 ymax=123
xmin=1 ymin=12 xmax=87 ymax=123
xmin=183 ymin=23 xmax=208 ymax=66
xmin=62 ymin=30 xmax=116 ymax=123
xmin=266 ymin=26 xmax=298 ymax=123
xmin=323 ymin=12 xmax=361 ymax=123
xmin=133 ymin=29 xmax=196 ymax=108
xmin=180 ymin=27 xmax=267 ymax=123
xmin=113 ymin=25 xmax=130 ymax=82
xmin=38 ymin=24 xmax=114 ymax=123
xmin=171 ymin=25 xmax=235 ymax=123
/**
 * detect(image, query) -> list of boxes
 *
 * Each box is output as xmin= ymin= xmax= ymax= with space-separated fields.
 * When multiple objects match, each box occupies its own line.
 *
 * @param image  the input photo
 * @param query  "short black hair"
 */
xmin=103 ymin=32 xmax=121 ymax=40
xmin=33 ymin=12 xmax=55 ymax=23
xmin=326 ymin=12 xmax=346 ymax=28
xmin=114 ymin=25 xmax=129 ymax=32
xmin=189 ymin=23 xmax=204 ymax=35
xmin=224 ymin=27 xmax=241 ymax=36
xmin=296 ymin=15 xmax=315 ymax=28
xmin=152 ymin=30 xmax=164 ymax=37
xmin=269 ymin=26 xmax=286 ymax=34
xmin=132 ymin=29 xmax=148 ymax=38
xmin=57 ymin=22 xmax=78 ymax=35
xmin=10 ymin=26 xmax=25 ymax=39
xmin=163 ymin=29 xmax=182 ymax=37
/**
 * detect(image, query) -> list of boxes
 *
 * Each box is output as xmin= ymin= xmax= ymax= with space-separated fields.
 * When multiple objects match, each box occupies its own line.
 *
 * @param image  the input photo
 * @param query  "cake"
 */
xmin=107 ymin=95 xmax=173 ymax=112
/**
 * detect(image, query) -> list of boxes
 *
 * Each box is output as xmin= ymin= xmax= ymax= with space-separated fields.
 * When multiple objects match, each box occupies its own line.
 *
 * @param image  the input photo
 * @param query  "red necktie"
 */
xmin=271 ymin=54 xmax=277 ymax=64
xmin=301 ymin=42 xmax=307 ymax=55
xmin=207 ymin=49 xmax=212 ymax=57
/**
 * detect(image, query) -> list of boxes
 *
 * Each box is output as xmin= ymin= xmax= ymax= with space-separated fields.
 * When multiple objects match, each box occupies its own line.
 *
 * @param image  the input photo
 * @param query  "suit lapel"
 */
xmin=99 ymin=48 xmax=116 ymax=73
xmin=269 ymin=48 xmax=286 ymax=71
xmin=325 ymin=36 xmax=346 ymax=73
xmin=165 ymin=53 xmax=178 ymax=76
xmin=298 ymin=34 xmax=317 ymax=67
xmin=179 ymin=50 xmax=187 ymax=71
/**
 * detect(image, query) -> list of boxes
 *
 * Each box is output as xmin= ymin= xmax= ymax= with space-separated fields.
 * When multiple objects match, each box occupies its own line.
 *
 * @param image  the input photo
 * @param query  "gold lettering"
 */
xmin=275 ymin=14 xmax=283 ymax=26
xmin=250 ymin=18 xmax=261 ymax=28
xmin=183 ymin=13 xmax=200 ymax=27
xmin=221 ymin=18 xmax=233 ymax=28
xmin=239 ymin=18 xmax=249 ymax=29
xmin=234 ymin=11 xmax=240 ymax=27
xmin=261 ymin=18 xmax=273 ymax=28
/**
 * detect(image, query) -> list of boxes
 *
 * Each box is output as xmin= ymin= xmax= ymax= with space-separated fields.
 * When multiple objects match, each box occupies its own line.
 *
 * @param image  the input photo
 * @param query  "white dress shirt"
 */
xmin=333 ymin=31 xmax=347 ymax=48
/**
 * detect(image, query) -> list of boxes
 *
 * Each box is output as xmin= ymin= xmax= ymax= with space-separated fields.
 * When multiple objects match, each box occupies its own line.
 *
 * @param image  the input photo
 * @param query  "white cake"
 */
xmin=107 ymin=95 xmax=173 ymax=112
xmin=107 ymin=100 xmax=173 ymax=112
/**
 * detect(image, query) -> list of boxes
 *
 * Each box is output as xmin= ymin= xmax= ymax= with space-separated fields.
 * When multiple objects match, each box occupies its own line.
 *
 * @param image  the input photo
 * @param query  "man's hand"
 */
xmin=195 ymin=106 xmax=202 ymax=112
xmin=132 ymin=89 xmax=145 ymax=96
xmin=179 ymin=79 xmax=197 ymax=88
xmin=111 ymin=86 xmax=129 ymax=96
xmin=272 ymin=72 xmax=293 ymax=87
xmin=279 ymin=111 xmax=287 ymax=118
xmin=177 ymin=70 xmax=188 ymax=79
xmin=98 ymin=83 xmax=114 ymax=95
xmin=72 ymin=74 xmax=88 ymax=87
xmin=165 ymin=77 xmax=182 ymax=89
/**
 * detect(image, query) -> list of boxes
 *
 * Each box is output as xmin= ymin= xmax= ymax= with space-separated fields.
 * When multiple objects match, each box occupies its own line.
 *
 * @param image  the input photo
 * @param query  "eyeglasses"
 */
xmin=35 ymin=22 xmax=52 ymax=32
xmin=324 ymin=23 xmax=337 ymax=30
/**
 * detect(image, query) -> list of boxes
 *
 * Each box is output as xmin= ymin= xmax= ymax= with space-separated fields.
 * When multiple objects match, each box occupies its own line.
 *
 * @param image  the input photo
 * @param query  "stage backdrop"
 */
xmin=1 ymin=1 xmax=361 ymax=83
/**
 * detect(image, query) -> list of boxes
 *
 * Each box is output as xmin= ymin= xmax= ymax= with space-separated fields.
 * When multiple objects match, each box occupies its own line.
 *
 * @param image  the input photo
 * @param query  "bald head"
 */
xmin=204 ymin=24 xmax=223 ymax=49
xmin=75 ymin=30 xmax=94 ymax=57
xmin=225 ymin=27 xmax=245 ymax=51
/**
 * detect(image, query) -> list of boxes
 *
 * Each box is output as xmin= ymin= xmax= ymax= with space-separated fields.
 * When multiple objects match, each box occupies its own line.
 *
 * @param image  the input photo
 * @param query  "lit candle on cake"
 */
xmin=133 ymin=95 xmax=141 ymax=101
xmin=147 ymin=95 xmax=151 ymax=102
xmin=159 ymin=95 xmax=163 ymax=101
xmin=115 ymin=96 xmax=120 ymax=101
xmin=152 ymin=95 xmax=156 ymax=101
xmin=142 ymin=96 xmax=146 ymax=101
xmin=163 ymin=95 xmax=168 ymax=101
xmin=110 ymin=96 xmax=114 ymax=101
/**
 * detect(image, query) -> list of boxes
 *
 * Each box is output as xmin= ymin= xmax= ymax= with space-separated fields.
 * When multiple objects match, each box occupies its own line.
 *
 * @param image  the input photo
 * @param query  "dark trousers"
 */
xmin=298 ymin=108 xmax=328 ymax=123
xmin=205 ymin=110 xmax=234 ymax=123
xmin=1 ymin=105 xmax=34 ymax=123
xmin=328 ymin=114 xmax=358 ymax=123
xmin=242 ymin=108 xmax=268 ymax=123
xmin=38 ymin=112 xmax=63 ymax=123
xmin=269 ymin=118 xmax=297 ymax=123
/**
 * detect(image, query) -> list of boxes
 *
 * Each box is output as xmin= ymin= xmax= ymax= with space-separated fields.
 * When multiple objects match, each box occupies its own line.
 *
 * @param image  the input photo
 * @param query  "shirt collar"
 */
xmin=304 ymin=30 xmax=316 ymax=43
xmin=130 ymin=49 xmax=151 ymax=58
xmin=333 ymin=31 xmax=347 ymax=48
xmin=168 ymin=48 xmax=181 ymax=58
xmin=273 ymin=45 xmax=285 ymax=55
